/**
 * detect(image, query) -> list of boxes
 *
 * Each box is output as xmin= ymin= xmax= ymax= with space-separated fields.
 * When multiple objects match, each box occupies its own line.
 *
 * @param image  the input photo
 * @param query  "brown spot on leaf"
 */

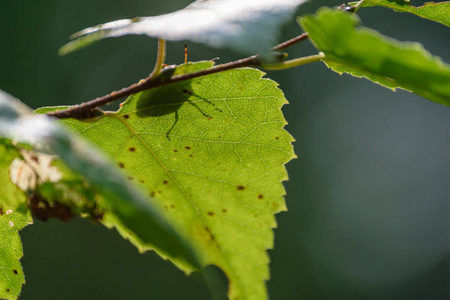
xmin=150 ymin=191 xmax=155 ymax=197
xmin=163 ymin=180 xmax=168 ymax=185
xmin=118 ymin=162 xmax=125 ymax=168
xmin=123 ymin=114 xmax=130 ymax=119
xmin=173 ymin=149 xmax=178 ymax=153
xmin=6 ymin=289 xmax=10 ymax=293
xmin=127 ymin=177 xmax=133 ymax=181
xmin=170 ymin=204 xmax=175 ymax=209
xmin=30 ymin=155 xmax=39 ymax=163
xmin=189 ymin=154 xmax=193 ymax=157
xmin=275 ymin=136 xmax=280 ymax=140
xmin=139 ymin=179 xmax=144 ymax=183
xmin=207 ymin=211 xmax=214 ymax=216
xmin=13 ymin=270 xmax=18 ymax=275
xmin=208 ymin=117 xmax=213 ymax=120
xmin=185 ymin=146 xmax=191 ymax=150
xmin=129 ymin=147 xmax=136 ymax=152
xmin=258 ymin=194 xmax=264 ymax=200
xmin=222 ymin=208 xmax=227 ymax=213
xmin=182 ymin=88 xmax=193 ymax=95
xmin=237 ymin=185 xmax=245 ymax=191
xmin=0 ymin=205 xmax=3 ymax=216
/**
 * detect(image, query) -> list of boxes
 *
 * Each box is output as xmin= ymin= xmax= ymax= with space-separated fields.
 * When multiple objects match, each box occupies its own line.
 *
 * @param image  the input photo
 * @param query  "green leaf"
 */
xmin=0 ymin=141 xmax=33 ymax=300
xmin=300 ymin=8 xmax=450 ymax=106
xmin=358 ymin=0 xmax=450 ymax=27
xmin=59 ymin=0 xmax=305 ymax=55
xmin=39 ymin=62 xmax=295 ymax=300
xmin=0 ymin=90 xmax=201 ymax=275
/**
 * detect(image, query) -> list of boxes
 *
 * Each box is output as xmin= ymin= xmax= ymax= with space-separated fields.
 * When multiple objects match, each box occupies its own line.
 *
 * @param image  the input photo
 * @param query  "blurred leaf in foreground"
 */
xmin=0 ymin=90 xmax=201 ymax=276
xmin=300 ymin=8 xmax=450 ymax=106
xmin=39 ymin=61 xmax=295 ymax=300
xmin=60 ymin=0 xmax=305 ymax=55
xmin=357 ymin=0 xmax=450 ymax=27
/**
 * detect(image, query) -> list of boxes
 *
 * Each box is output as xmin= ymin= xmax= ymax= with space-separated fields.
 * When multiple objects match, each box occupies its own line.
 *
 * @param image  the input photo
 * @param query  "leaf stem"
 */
xmin=148 ymin=39 xmax=166 ymax=79
xmin=261 ymin=53 xmax=325 ymax=70
xmin=46 ymin=33 xmax=313 ymax=119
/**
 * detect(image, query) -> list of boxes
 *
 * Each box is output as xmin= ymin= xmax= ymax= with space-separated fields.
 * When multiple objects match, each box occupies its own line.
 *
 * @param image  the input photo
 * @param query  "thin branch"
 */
xmin=47 ymin=33 xmax=312 ymax=120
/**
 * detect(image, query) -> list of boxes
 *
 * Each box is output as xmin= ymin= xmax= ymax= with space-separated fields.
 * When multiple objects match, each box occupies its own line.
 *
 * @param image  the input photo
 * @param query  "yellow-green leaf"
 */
xmin=44 ymin=62 xmax=295 ymax=300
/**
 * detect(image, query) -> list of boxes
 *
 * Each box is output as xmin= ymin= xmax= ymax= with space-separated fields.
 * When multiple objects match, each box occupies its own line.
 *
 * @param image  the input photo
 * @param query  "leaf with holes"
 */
xmin=59 ymin=0 xmax=305 ymax=55
xmin=38 ymin=61 xmax=295 ymax=300
xmin=0 ymin=141 xmax=33 ymax=300
xmin=300 ymin=8 xmax=450 ymax=106
xmin=355 ymin=0 xmax=450 ymax=27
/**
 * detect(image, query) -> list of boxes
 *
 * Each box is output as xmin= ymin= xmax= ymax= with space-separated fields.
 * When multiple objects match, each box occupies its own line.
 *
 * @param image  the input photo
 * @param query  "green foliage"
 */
xmin=358 ymin=0 xmax=450 ymax=27
xmin=0 ymin=142 xmax=33 ymax=300
xmin=300 ymin=8 xmax=450 ymax=106
xmin=1 ymin=2 xmax=450 ymax=299
xmin=39 ymin=62 xmax=295 ymax=300
xmin=0 ymin=90 xmax=201 ymax=280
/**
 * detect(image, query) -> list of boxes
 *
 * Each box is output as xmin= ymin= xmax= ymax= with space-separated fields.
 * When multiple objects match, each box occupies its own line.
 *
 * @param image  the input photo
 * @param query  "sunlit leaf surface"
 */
xmin=0 ymin=141 xmax=33 ymax=300
xmin=40 ymin=62 xmax=295 ymax=300
xmin=359 ymin=0 xmax=450 ymax=27
xmin=60 ymin=0 xmax=305 ymax=55
xmin=300 ymin=8 xmax=450 ymax=106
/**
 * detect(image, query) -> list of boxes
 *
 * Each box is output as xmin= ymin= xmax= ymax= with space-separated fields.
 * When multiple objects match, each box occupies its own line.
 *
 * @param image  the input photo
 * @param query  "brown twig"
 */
xmin=47 ymin=33 xmax=309 ymax=120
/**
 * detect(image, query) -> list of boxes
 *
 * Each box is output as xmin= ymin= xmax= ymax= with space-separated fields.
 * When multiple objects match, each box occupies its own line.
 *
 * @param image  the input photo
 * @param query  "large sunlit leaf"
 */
xmin=59 ymin=0 xmax=305 ymax=55
xmin=0 ymin=141 xmax=33 ymax=300
xmin=0 ymin=90 xmax=201 ymax=274
xmin=300 ymin=8 xmax=450 ymax=106
xmin=38 ymin=61 xmax=295 ymax=300
xmin=357 ymin=0 xmax=450 ymax=27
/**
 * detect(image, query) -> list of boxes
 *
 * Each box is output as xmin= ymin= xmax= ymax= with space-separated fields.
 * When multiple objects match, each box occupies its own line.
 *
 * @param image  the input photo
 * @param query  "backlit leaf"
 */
xmin=39 ymin=61 xmax=295 ymax=300
xmin=0 ymin=141 xmax=33 ymax=300
xmin=300 ymin=8 xmax=450 ymax=106
xmin=357 ymin=0 xmax=450 ymax=27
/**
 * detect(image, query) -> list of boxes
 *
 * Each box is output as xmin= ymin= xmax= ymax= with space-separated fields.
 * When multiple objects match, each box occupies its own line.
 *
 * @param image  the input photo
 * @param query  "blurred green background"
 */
xmin=1 ymin=0 xmax=449 ymax=299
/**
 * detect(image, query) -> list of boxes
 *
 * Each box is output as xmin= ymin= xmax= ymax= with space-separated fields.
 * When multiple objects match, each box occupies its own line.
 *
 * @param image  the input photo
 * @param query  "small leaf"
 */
xmin=300 ymin=8 xmax=450 ymax=106
xmin=0 ymin=141 xmax=33 ymax=300
xmin=39 ymin=61 xmax=296 ymax=300
xmin=0 ymin=90 xmax=201 ymax=273
xmin=358 ymin=0 xmax=450 ymax=27
xmin=60 ymin=0 xmax=305 ymax=55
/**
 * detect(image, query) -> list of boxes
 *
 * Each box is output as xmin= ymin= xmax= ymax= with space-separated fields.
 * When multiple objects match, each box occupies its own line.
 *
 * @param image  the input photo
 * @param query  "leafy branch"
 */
xmin=46 ymin=33 xmax=314 ymax=119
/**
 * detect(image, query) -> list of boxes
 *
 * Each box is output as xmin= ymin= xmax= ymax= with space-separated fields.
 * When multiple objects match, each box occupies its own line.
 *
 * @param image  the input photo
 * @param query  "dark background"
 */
xmin=1 ymin=0 xmax=449 ymax=299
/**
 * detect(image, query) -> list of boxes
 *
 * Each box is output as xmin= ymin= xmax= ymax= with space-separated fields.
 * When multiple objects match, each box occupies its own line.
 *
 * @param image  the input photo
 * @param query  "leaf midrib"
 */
xmin=105 ymin=111 xmax=251 ymax=296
